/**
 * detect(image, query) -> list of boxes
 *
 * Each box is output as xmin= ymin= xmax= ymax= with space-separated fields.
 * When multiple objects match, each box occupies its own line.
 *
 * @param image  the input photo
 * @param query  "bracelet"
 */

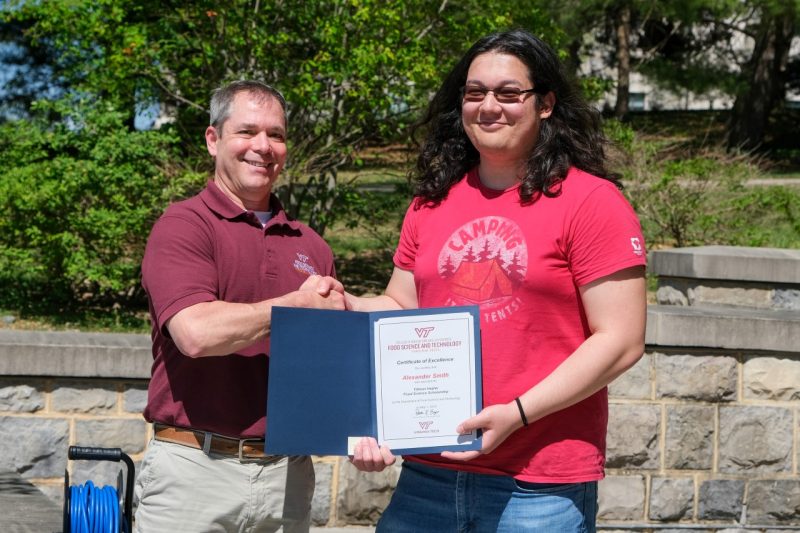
xmin=515 ymin=397 xmax=529 ymax=426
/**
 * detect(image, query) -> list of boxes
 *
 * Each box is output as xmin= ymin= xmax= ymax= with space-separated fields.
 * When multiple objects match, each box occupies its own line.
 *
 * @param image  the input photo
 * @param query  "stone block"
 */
xmin=312 ymin=461 xmax=333 ymax=526
xmin=655 ymin=530 xmax=716 ymax=533
xmin=646 ymin=305 xmax=800 ymax=353
xmin=657 ymin=278 xmax=781 ymax=309
xmin=123 ymin=383 xmax=148 ymax=413
xmin=719 ymin=406 xmax=792 ymax=474
xmin=649 ymin=477 xmax=694 ymax=521
xmin=0 ymin=329 xmax=151 ymax=378
xmin=649 ymin=246 xmax=800 ymax=284
xmin=664 ymin=405 xmax=714 ymax=470
xmin=0 ymin=416 xmax=69 ymax=478
xmin=606 ymin=404 xmax=660 ymax=469
xmin=746 ymin=480 xmax=800 ymax=525
xmin=656 ymin=283 xmax=689 ymax=306
xmin=698 ymin=478 xmax=745 ymax=520
xmin=597 ymin=475 xmax=645 ymax=520
xmin=774 ymin=288 xmax=800 ymax=310
xmin=51 ymin=380 xmax=118 ymax=413
xmin=0 ymin=379 xmax=45 ymax=413
xmin=690 ymin=284 xmax=773 ymax=309
xmin=743 ymin=356 xmax=800 ymax=401
xmin=336 ymin=457 xmax=399 ymax=525
xmin=74 ymin=418 xmax=148 ymax=455
xmin=655 ymin=353 xmax=736 ymax=401
xmin=34 ymin=481 xmax=65 ymax=509
xmin=609 ymin=353 xmax=651 ymax=400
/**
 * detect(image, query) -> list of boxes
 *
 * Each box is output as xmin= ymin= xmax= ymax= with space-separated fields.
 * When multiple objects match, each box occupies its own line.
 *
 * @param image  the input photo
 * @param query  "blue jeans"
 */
xmin=377 ymin=461 xmax=597 ymax=533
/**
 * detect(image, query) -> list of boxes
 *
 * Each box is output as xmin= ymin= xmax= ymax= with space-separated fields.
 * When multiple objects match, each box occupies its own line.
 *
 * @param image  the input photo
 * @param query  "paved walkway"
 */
xmin=0 ymin=470 xmax=62 ymax=532
xmin=311 ymin=526 xmax=375 ymax=533
xmin=0 ymin=469 xmax=379 ymax=533
xmin=745 ymin=177 xmax=800 ymax=186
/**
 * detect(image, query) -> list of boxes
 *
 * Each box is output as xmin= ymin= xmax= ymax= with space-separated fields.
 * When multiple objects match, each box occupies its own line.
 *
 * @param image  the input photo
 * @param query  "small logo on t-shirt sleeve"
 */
xmin=630 ymin=237 xmax=644 ymax=256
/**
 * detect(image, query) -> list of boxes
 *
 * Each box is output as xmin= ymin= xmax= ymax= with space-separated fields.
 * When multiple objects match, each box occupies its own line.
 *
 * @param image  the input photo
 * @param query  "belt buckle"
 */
xmin=238 ymin=438 xmax=267 ymax=463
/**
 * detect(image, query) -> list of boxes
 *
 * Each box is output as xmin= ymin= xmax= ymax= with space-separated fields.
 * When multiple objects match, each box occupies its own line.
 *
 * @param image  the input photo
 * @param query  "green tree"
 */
xmin=0 ymin=98 xmax=202 ymax=313
xmin=4 ymin=0 xmax=557 ymax=234
xmin=616 ymin=0 xmax=798 ymax=149
xmin=536 ymin=0 xmax=723 ymax=118
xmin=727 ymin=0 xmax=798 ymax=150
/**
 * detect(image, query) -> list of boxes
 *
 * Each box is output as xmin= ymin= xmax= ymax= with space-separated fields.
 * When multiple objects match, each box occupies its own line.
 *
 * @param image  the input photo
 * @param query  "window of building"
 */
xmin=629 ymin=92 xmax=646 ymax=111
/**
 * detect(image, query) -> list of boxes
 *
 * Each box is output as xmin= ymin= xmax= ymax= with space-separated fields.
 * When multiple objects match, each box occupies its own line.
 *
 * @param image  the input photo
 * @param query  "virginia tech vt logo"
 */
xmin=414 ymin=327 xmax=435 ymax=338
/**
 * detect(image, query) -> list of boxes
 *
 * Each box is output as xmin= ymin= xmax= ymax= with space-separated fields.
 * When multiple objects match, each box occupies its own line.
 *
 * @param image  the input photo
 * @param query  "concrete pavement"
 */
xmin=311 ymin=526 xmax=375 ymax=533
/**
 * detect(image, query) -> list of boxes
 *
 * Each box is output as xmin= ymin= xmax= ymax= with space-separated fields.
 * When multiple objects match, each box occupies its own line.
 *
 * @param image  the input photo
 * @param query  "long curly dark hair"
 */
xmin=412 ymin=29 xmax=620 ymax=204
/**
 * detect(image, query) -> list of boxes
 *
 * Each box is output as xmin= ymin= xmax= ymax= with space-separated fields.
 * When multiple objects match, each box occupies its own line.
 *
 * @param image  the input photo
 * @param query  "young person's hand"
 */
xmin=349 ymin=437 xmax=396 ymax=472
xmin=440 ymin=402 xmax=522 ymax=461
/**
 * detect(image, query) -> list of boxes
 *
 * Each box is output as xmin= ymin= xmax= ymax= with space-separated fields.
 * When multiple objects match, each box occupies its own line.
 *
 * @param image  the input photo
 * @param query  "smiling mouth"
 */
xmin=244 ymin=160 xmax=272 ymax=169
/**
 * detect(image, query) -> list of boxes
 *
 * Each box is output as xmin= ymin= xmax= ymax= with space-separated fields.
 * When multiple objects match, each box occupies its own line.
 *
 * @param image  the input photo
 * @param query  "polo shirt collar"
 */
xmin=199 ymin=180 xmax=302 ymax=230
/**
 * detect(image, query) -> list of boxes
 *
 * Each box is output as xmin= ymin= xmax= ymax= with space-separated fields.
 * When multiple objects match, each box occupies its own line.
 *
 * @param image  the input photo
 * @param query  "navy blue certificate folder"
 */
xmin=265 ymin=305 xmax=482 ymax=456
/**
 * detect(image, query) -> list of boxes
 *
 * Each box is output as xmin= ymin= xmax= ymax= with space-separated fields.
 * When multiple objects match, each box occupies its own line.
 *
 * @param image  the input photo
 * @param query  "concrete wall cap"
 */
xmin=649 ymin=246 xmax=800 ymax=284
xmin=646 ymin=305 xmax=800 ymax=352
xmin=0 ymin=328 xmax=151 ymax=379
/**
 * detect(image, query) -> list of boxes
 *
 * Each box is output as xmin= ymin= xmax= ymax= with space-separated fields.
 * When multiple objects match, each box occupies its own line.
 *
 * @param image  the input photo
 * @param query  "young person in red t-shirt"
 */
xmin=342 ymin=30 xmax=647 ymax=532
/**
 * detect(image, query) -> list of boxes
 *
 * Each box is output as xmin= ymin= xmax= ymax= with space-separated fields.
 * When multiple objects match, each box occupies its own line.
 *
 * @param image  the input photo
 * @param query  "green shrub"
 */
xmin=619 ymin=130 xmax=800 ymax=249
xmin=725 ymin=186 xmax=800 ymax=248
xmin=0 ymin=99 xmax=204 ymax=315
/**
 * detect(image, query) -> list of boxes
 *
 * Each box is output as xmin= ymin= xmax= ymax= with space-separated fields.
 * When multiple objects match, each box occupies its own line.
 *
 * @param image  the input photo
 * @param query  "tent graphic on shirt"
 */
xmin=437 ymin=216 xmax=527 ymax=315
xmin=449 ymin=257 xmax=514 ymax=302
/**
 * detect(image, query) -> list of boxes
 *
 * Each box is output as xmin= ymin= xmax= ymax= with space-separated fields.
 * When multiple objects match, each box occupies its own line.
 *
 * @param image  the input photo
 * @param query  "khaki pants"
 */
xmin=133 ymin=438 xmax=313 ymax=533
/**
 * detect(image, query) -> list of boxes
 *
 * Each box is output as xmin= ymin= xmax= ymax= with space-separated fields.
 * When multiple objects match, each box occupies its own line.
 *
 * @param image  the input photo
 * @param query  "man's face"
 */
xmin=205 ymin=92 xmax=287 ymax=211
xmin=461 ymin=52 xmax=553 ymax=169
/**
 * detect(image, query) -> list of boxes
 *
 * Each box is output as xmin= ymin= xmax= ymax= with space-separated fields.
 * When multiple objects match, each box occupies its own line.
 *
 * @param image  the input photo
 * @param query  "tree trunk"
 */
xmin=566 ymin=38 xmax=583 ymax=76
xmin=727 ymin=7 xmax=796 ymax=151
xmin=614 ymin=4 xmax=632 ymax=119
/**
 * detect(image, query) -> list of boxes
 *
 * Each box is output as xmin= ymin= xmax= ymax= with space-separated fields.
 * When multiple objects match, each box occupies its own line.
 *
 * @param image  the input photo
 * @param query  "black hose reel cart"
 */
xmin=63 ymin=446 xmax=135 ymax=533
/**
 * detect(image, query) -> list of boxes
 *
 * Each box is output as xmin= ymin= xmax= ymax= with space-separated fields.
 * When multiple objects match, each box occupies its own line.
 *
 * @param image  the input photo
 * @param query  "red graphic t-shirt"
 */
xmin=394 ymin=167 xmax=646 ymax=482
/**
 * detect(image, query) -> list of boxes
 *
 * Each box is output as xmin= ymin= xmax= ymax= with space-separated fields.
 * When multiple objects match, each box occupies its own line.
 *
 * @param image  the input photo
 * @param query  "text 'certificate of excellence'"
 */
xmin=265 ymin=305 xmax=482 ymax=456
xmin=374 ymin=312 xmax=481 ymax=453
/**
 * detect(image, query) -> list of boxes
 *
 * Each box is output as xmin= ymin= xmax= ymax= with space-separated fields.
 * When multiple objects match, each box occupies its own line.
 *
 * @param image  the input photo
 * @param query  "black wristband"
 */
xmin=515 ymin=397 xmax=529 ymax=426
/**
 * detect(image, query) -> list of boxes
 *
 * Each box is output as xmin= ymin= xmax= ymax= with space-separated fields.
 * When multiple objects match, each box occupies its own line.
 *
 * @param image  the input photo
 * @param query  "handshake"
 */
xmin=297 ymin=274 xmax=355 ymax=311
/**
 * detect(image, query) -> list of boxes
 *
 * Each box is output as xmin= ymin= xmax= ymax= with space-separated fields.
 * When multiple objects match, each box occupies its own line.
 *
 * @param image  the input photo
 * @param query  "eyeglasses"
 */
xmin=461 ymin=85 xmax=538 ymax=104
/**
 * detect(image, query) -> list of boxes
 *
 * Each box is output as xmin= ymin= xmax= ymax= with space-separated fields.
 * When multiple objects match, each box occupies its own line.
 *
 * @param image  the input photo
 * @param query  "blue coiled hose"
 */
xmin=65 ymin=446 xmax=134 ymax=533
xmin=68 ymin=480 xmax=125 ymax=533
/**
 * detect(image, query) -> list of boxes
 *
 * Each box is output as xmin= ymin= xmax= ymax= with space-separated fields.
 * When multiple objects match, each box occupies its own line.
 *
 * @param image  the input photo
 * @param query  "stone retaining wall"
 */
xmin=1 ymin=245 xmax=798 ymax=531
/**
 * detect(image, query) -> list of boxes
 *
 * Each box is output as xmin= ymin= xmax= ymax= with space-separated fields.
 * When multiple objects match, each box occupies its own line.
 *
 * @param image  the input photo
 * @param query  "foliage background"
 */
xmin=0 ymin=0 xmax=797 ymax=328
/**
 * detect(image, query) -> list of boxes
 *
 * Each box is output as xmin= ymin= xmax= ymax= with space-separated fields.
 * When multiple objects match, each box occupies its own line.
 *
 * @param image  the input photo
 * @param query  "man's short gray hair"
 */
xmin=209 ymin=80 xmax=287 ymax=133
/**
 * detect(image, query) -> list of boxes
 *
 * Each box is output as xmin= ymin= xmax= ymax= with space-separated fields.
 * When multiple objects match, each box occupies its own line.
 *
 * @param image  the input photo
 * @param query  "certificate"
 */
xmin=265 ymin=306 xmax=482 ymax=456
xmin=374 ymin=312 xmax=479 ymax=451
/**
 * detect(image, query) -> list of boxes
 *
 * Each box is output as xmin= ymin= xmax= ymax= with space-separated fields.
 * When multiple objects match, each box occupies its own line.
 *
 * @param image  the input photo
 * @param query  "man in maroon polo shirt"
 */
xmin=134 ymin=80 xmax=345 ymax=532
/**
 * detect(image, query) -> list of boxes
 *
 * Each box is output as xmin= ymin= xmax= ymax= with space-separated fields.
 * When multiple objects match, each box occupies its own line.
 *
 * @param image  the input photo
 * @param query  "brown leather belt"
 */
xmin=153 ymin=424 xmax=282 ymax=463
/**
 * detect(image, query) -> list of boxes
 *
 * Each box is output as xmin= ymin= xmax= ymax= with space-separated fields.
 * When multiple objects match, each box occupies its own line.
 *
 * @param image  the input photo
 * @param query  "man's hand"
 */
xmin=299 ymin=275 xmax=350 ymax=310
xmin=349 ymin=437 xmax=396 ymax=472
xmin=440 ymin=402 xmax=521 ymax=462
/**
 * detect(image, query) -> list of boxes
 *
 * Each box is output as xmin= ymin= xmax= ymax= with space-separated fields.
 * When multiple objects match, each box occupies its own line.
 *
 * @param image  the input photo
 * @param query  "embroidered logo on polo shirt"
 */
xmin=438 ymin=216 xmax=527 ymax=324
xmin=293 ymin=253 xmax=318 ymax=276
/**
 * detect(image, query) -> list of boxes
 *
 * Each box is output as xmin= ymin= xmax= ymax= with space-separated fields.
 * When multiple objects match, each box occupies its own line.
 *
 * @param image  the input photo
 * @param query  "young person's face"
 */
xmin=205 ymin=92 xmax=287 ymax=210
xmin=461 ymin=52 xmax=553 ymax=168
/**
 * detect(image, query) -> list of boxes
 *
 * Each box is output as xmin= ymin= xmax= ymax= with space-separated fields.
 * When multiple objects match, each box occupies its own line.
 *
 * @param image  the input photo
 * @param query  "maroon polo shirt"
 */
xmin=141 ymin=181 xmax=336 ymax=438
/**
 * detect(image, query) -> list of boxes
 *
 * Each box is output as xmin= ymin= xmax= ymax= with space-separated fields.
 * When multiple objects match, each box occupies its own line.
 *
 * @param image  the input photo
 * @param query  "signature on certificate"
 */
xmin=415 ymin=406 xmax=440 ymax=417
